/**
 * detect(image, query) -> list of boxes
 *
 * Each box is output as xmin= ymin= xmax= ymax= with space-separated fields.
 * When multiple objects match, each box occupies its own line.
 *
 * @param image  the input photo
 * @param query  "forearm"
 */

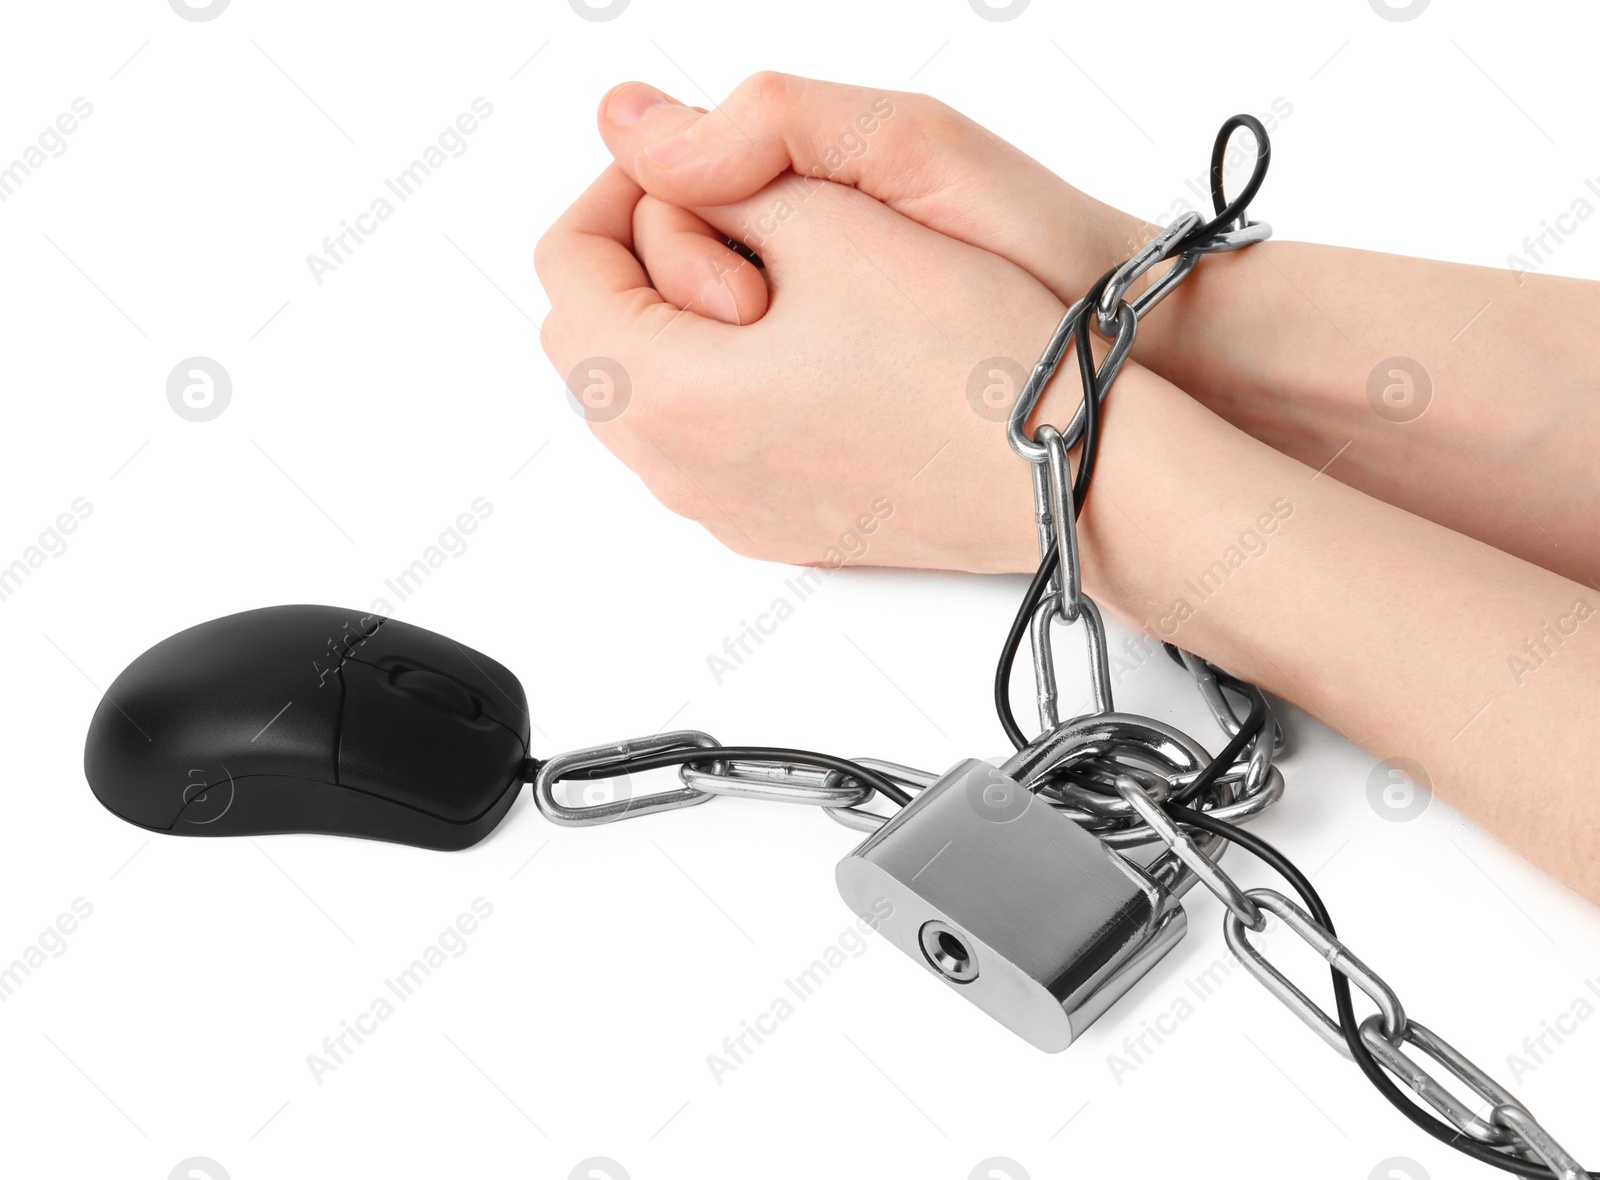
xmin=594 ymin=74 xmax=1597 ymax=580
xmin=1116 ymin=235 xmax=1600 ymax=584
xmin=1057 ymin=360 xmax=1600 ymax=899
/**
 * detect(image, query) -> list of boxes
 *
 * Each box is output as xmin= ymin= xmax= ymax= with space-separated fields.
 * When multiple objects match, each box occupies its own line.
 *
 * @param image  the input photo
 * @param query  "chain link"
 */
xmin=677 ymin=759 xmax=874 ymax=806
xmin=531 ymin=730 xmax=721 ymax=826
xmin=1115 ymin=772 xmax=1585 ymax=1179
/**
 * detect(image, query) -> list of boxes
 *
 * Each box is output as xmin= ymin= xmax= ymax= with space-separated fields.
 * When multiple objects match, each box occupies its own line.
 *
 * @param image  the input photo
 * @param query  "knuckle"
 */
xmin=531 ymin=231 xmax=559 ymax=284
xmin=739 ymin=70 xmax=800 ymax=119
xmin=705 ymin=523 xmax=765 ymax=562
xmin=651 ymin=476 xmax=707 ymax=522
xmin=906 ymin=93 xmax=963 ymax=138
xmin=888 ymin=94 xmax=977 ymax=182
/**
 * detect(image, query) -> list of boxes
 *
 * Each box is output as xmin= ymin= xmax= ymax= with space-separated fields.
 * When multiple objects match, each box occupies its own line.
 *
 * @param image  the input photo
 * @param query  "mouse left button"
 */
xmin=83 ymin=606 xmax=353 ymax=831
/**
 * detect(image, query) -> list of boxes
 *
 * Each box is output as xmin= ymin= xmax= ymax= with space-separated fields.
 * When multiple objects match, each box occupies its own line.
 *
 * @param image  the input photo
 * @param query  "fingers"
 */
xmin=535 ymin=162 xmax=735 ymax=457
xmin=631 ymin=196 xmax=769 ymax=325
xmin=595 ymin=73 xmax=1141 ymax=302
xmin=680 ymin=171 xmax=864 ymax=271
xmin=534 ymin=164 xmax=677 ymax=359
xmin=598 ymin=73 xmax=918 ymax=209
xmin=534 ymin=163 xmax=727 ymax=395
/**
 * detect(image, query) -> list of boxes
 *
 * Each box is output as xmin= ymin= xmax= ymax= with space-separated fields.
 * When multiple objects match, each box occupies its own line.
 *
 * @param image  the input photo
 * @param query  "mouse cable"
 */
xmin=1170 ymin=800 xmax=1595 ymax=1179
xmin=993 ymin=118 xmax=1270 ymax=754
xmin=992 ymin=112 xmax=1591 ymax=1176
xmin=993 ymin=259 xmax=1112 ymax=751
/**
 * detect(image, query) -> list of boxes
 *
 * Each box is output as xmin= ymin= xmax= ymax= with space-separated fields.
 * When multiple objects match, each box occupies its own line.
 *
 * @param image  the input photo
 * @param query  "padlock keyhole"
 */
xmin=920 ymin=920 xmax=979 ymax=984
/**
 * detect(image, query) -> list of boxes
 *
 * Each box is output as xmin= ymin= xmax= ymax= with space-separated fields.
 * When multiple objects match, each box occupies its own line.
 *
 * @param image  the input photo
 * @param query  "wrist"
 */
xmin=1048 ymin=361 xmax=1289 ymax=634
xmin=1073 ymin=210 xmax=1254 ymax=393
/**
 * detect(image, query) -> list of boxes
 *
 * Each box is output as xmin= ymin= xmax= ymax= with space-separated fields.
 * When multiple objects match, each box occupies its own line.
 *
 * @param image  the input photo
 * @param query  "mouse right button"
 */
xmin=388 ymin=667 xmax=480 ymax=719
xmin=338 ymin=661 xmax=525 ymax=824
xmin=339 ymin=618 xmax=528 ymax=737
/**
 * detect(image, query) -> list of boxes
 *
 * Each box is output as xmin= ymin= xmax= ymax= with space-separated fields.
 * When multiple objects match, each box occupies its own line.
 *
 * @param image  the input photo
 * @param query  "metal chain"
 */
xmin=533 ymin=208 xmax=1287 ymax=859
xmin=529 ymin=115 xmax=1588 ymax=1178
xmin=1007 ymin=212 xmax=1256 ymax=726
xmin=983 ymin=204 xmax=1286 ymax=863
xmin=1116 ymin=774 xmax=1586 ymax=1180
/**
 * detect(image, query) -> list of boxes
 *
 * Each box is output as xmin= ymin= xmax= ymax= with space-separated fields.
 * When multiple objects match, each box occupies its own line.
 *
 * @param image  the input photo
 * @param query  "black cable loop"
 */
xmin=1184 ymin=112 xmax=1271 ymax=248
xmin=994 ymin=115 xmax=1590 ymax=1176
xmin=996 ymin=116 xmax=1274 ymax=753
xmin=1174 ymin=805 xmax=1596 ymax=1179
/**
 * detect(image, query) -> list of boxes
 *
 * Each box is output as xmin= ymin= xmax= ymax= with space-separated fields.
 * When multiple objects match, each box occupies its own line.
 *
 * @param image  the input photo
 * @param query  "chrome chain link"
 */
xmin=1116 ymin=774 xmax=1586 ymax=1179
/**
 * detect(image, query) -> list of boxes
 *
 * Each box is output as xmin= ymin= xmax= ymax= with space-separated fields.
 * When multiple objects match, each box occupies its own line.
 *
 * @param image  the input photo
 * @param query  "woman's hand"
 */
xmin=592 ymin=74 xmax=1600 ymax=586
xmin=536 ymin=164 xmax=1086 ymax=573
xmin=593 ymin=73 xmax=1146 ymax=325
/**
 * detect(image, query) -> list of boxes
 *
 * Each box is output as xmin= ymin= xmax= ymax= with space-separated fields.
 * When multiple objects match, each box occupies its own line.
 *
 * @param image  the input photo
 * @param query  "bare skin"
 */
xmin=535 ymin=78 xmax=1600 ymax=902
xmin=592 ymin=74 xmax=1600 ymax=588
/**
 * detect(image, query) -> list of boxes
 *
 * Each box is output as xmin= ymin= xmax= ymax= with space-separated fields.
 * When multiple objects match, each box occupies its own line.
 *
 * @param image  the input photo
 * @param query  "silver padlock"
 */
xmin=836 ymin=759 xmax=1184 ymax=1052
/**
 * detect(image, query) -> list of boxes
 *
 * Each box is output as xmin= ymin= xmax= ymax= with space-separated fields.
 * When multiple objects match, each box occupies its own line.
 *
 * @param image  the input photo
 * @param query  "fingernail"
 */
xmin=700 ymin=276 xmax=741 ymax=325
xmin=645 ymin=131 xmax=694 ymax=167
xmin=606 ymin=83 xmax=668 ymax=127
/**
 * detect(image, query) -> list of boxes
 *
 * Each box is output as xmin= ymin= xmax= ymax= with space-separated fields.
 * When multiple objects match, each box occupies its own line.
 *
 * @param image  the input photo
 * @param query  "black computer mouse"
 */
xmin=83 ymin=605 xmax=533 ymax=850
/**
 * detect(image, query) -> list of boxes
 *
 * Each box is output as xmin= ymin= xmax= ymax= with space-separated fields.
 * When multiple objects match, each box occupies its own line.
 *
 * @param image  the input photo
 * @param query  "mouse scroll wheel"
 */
xmin=388 ymin=667 xmax=482 ymax=720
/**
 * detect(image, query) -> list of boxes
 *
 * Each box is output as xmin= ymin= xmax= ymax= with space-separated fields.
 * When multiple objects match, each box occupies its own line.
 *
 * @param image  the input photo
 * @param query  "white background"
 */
xmin=2 ymin=1 xmax=1598 ymax=1178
